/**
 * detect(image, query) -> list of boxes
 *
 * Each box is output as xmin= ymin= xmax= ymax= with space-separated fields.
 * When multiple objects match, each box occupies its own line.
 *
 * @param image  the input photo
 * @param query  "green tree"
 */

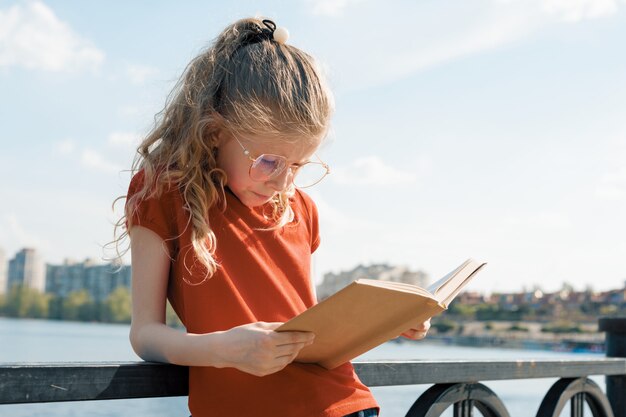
xmin=103 ymin=286 xmax=131 ymax=323
xmin=3 ymin=285 xmax=50 ymax=318
xmin=475 ymin=304 xmax=525 ymax=321
xmin=448 ymin=303 xmax=476 ymax=319
xmin=599 ymin=305 xmax=618 ymax=316
xmin=431 ymin=318 xmax=456 ymax=334
xmin=541 ymin=321 xmax=583 ymax=334
xmin=79 ymin=300 xmax=99 ymax=321
xmin=62 ymin=290 xmax=94 ymax=321
xmin=508 ymin=323 xmax=528 ymax=332
xmin=47 ymin=295 xmax=64 ymax=320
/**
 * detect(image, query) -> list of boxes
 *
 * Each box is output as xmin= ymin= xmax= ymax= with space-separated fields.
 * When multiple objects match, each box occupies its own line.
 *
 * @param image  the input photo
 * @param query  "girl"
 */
xmin=115 ymin=17 xmax=430 ymax=417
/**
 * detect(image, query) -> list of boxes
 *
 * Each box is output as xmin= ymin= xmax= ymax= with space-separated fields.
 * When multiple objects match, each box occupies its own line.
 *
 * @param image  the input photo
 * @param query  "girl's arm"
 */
xmin=128 ymin=226 xmax=315 ymax=377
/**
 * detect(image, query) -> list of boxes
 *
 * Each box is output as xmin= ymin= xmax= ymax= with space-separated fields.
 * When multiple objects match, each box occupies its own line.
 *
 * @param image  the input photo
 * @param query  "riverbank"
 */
xmin=419 ymin=334 xmax=605 ymax=353
xmin=413 ymin=320 xmax=606 ymax=353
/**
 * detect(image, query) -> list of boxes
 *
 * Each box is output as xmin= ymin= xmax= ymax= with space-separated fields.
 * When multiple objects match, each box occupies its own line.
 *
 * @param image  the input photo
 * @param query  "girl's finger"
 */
xmin=274 ymin=331 xmax=315 ymax=347
xmin=403 ymin=328 xmax=427 ymax=339
xmin=274 ymin=341 xmax=309 ymax=358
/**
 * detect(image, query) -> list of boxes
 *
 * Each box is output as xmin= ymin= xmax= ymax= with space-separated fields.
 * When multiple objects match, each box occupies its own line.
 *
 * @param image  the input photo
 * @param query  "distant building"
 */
xmin=0 ymin=247 xmax=7 ymax=294
xmin=7 ymin=248 xmax=45 ymax=293
xmin=46 ymin=258 xmax=131 ymax=302
xmin=604 ymin=288 xmax=626 ymax=304
xmin=317 ymin=263 xmax=429 ymax=301
xmin=456 ymin=291 xmax=485 ymax=305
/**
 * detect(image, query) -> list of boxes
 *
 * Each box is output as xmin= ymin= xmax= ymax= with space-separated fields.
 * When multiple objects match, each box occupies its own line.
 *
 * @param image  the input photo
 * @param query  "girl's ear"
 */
xmin=215 ymin=128 xmax=229 ymax=148
xmin=211 ymin=112 xmax=229 ymax=147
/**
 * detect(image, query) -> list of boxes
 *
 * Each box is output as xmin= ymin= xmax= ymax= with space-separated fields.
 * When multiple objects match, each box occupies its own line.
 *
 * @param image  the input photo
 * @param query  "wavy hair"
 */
xmin=109 ymin=17 xmax=334 ymax=283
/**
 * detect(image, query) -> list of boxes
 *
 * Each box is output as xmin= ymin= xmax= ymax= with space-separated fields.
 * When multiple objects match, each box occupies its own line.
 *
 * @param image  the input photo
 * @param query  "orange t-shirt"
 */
xmin=127 ymin=171 xmax=379 ymax=417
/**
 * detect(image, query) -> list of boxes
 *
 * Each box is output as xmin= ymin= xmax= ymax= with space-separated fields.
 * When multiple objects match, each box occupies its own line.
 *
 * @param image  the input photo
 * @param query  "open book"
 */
xmin=276 ymin=258 xmax=486 ymax=370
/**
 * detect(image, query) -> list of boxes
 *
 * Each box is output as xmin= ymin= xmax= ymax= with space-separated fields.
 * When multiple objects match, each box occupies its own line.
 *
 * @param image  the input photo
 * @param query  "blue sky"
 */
xmin=1 ymin=0 xmax=625 ymax=293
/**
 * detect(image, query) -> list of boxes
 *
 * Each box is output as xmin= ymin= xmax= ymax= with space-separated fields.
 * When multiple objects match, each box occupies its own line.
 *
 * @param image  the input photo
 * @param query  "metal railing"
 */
xmin=2 ymin=317 xmax=625 ymax=417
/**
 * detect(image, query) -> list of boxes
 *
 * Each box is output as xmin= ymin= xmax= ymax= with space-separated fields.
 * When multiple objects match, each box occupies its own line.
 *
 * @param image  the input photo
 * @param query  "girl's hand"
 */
xmin=216 ymin=322 xmax=315 ymax=377
xmin=400 ymin=318 xmax=431 ymax=340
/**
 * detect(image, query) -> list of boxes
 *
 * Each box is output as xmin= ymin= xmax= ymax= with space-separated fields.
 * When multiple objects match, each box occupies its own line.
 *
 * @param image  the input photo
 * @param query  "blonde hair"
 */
xmin=110 ymin=17 xmax=334 ymax=282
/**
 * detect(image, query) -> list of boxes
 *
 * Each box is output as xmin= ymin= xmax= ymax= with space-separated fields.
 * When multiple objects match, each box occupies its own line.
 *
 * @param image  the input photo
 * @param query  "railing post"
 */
xmin=599 ymin=317 xmax=626 ymax=417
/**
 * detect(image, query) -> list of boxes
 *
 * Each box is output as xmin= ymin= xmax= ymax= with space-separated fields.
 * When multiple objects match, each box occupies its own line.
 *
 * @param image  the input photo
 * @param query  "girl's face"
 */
xmin=216 ymin=131 xmax=322 ymax=208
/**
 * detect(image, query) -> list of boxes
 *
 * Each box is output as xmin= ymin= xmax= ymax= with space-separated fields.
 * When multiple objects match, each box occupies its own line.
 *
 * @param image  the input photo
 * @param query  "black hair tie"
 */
xmin=235 ymin=19 xmax=289 ymax=56
xmin=262 ymin=19 xmax=276 ymax=33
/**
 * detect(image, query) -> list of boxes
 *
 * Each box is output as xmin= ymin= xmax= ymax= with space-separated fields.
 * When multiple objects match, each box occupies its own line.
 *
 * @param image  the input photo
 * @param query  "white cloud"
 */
xmin=501 ymin=212 xmax=573 ymax=230
xmin=107 ymin=131 xmax=140 ymax=149
xmin=596 ymin=168 xmax=626 ymax=201
xmin=306 ymin=0 xmax=363 ymax=16
xmin=119 ymin=105 xmax=139 ymax=116
xmin=308 ymin=192 xmax=387 ymax=282
xmin=595 ymin=129 xmax=626 ymax=201
xmin=595 ymin=184 xmax=625 ymax=200
xmin=494 ymin=0 xmax=621 ymax=21
xmin=126 ymin=64 xmax=159 ymax=85
xmin=319 ymin=4 xmax=538 ymax=91
xmin=331 ymin=156 xmax=417 ymax=186
xmin=81 ymin=149 xmax=122 ymax=174
xmin=3 ymin=213 xmax=47 ymax=250
xmin=117 ymin=102 xmax=164 ymax=121
xmin=311 ymin=192 xmax=378 ymax=231
xmin=320 ymin=0 xmax=624 ymax=92
xmin=54 ymin=138 xmax=76 ymax=155
xmin=540 ymin=0 xmax=620 ymax=21
xmin=0 ymin=1 xmax=104 ymax=72
xmin=53 ymin=136 xmax=130 ymax=173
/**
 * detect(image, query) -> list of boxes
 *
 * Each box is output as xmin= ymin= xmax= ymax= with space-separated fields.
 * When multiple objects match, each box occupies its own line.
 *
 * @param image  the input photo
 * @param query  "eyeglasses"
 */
xmin=235 ymin=137 xmax=330 ymax=188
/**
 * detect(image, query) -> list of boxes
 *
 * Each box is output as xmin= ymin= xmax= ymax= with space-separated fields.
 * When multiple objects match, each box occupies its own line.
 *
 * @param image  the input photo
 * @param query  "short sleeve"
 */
xmin=295 ymin=190 xmax=321 ymax=253
xmin=126 ymin=170 xmax=177 ymax=256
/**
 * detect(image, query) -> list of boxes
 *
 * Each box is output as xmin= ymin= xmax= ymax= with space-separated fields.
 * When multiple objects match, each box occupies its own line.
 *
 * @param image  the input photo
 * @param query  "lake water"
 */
xmin=0 ymin=317 xmax=604 ymax=417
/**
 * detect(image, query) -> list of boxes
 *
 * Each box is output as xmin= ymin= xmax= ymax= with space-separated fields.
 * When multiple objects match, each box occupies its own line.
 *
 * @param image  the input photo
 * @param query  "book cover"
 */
xmin=277 ymin=259 xmax=487 ymax=369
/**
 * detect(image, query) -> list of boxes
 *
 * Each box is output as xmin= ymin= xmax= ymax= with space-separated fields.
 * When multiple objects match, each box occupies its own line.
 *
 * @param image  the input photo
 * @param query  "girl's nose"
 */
xmin=267 ymin=167 xmax=293 ymax=191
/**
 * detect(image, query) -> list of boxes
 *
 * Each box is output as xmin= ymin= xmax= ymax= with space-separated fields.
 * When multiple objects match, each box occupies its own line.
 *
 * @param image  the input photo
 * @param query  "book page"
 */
xmin=355 ymin=279 xmax=431 ymax=297
xmin=426 ymin=260 xmax=470 ymax=294
xmin=427 ymin=259 xmax=487 ymax=307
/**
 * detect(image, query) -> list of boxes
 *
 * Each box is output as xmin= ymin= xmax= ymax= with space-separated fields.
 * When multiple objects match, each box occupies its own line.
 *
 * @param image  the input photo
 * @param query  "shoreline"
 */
xmin=393 ymin=334 xmax=605 ymax=354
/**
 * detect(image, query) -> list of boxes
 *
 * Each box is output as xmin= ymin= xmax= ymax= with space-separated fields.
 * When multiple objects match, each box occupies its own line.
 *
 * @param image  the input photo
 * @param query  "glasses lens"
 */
xmin=250 ymin=154 xmax=286 ymax=181
xmin=293 ymin=163 xmax=328 ymax=188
